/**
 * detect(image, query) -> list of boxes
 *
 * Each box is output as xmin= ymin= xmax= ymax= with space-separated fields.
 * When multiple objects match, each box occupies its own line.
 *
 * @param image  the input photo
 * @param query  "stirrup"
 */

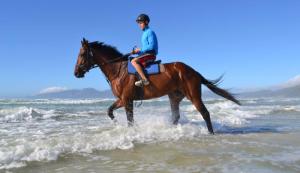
xmin=135 ymin=79 xmax=149 ymax=87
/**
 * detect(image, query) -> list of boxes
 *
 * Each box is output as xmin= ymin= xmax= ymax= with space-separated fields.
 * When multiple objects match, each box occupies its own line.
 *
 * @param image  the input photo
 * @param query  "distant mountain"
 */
xmin=240 ymin=84 xmax=300 ymax=98
xmin=32 ymin=85 xmax=300 ymax=99
xmin=238 ymin=75 xmax=300 ymax=98
xmin=32 ymin=88 xmax=114 ymax=99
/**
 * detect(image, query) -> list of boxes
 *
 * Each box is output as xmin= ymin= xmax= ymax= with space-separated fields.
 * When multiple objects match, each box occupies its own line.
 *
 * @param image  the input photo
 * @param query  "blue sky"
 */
xmin=0 ymin=0 xmax=299 ymax=97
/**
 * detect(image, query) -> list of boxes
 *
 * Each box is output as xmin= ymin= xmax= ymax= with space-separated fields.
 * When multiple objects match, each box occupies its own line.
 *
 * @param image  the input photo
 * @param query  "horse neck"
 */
xmin=94 ymin=53 xmax=126 ymax=82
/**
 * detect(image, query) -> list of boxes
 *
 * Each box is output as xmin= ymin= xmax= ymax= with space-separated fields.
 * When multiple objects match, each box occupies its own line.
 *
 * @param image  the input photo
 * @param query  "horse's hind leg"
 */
xmin=184 ymin=82 xmax=214 ymax=134
xmin=190 ymin=97 xmax=214 ymax=134
xmin=168 ymin=91 xmax=185 ymax=124
xmin=196 ymin=100 xmax=214 ymax=134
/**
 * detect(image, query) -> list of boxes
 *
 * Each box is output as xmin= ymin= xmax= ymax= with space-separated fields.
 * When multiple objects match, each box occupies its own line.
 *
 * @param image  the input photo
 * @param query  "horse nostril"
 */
xmin=74 ymin=72 xmax=84 ymax=78
xmin=75 ymin=72 xmax=80 ymax=77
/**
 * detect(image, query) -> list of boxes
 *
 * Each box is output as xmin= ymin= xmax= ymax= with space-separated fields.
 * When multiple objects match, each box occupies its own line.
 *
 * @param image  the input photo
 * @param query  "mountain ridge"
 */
xmin=31 ymin=84 xmax=300 ymax=99
xmin=32 ymin=88 xmax=114 ymax=99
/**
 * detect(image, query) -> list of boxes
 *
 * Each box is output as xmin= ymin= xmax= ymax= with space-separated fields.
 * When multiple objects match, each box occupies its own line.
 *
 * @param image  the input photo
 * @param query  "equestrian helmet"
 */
xmin=136 ymin=14 xmax=150 ymax=23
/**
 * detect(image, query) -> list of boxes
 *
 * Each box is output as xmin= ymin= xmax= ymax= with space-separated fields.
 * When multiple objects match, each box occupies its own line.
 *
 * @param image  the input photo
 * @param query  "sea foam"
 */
xmin=1 ymin=98 xmax=299 ymax=170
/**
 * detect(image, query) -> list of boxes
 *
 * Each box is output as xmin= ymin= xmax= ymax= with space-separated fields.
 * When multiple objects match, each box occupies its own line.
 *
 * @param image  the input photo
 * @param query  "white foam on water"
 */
xmin=41 ymin=99 xmax=113 ymax=105
xmin=181 ymin=101 xmax=258 ymax=127
xmin=208 ymin=101 xmax=257 ymax=125
xmin=0 ymin=98 xmax=299 ymax=170
xmin=0 ymin=107 xmax=105 ymax=123
xmin=0 ymin=107 xmax=58 ymax=122
xmin=245 ymin=105 xmax=300 ymax=115
xmin=0 ymin=98 xmax=114 ymax=105
xmin=0 ymin=115 xmax=208 ymax=169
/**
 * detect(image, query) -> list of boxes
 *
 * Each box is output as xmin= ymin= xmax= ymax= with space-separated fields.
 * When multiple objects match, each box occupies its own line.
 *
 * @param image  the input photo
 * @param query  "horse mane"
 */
xmin=89 ymin=41 xmax=123 ymax=58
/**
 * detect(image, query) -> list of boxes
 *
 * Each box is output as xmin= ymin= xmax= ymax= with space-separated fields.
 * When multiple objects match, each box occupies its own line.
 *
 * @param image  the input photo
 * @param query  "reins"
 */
xmin=100 ymin=53 xmax=131 ymax=65
xmin=87 ymin=47 xmax=130 ymax=85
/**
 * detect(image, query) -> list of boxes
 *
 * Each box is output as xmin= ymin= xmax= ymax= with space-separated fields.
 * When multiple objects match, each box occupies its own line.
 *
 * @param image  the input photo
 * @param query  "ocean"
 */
xmin=0 ymin=97 xmax=300 ymax=173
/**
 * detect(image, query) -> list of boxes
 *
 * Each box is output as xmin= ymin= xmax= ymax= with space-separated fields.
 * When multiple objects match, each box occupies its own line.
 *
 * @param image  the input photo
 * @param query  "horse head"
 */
xmin=74 ymin=38 xmax=96 ymax=78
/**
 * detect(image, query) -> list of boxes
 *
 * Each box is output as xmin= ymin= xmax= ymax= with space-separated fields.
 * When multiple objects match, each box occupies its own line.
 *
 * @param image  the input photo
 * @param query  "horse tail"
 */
xmin=199 ymin=74 xmax=241 ymax=105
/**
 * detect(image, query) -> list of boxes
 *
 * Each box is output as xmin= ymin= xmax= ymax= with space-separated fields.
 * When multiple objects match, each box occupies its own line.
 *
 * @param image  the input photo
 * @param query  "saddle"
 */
xmin=127 ymin=58 xmax=162 ymax=75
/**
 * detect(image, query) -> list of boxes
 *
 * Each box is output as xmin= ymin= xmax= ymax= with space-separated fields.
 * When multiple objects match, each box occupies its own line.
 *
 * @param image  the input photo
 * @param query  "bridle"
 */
xmin=76 ymin=46 xmax=98 ymax=73
xmin=77 ymin=44 xmax=130 ymax=82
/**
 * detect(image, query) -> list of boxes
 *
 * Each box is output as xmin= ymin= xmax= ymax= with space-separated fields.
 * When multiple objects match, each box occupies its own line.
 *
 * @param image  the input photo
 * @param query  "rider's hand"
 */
xmin=132 ymin=48 xmax=140 ymax=54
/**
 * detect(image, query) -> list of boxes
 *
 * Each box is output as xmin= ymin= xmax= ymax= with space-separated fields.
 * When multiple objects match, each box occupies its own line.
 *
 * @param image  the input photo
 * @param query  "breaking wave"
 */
xmin=0 ymin=107 xmax=59 ymax=122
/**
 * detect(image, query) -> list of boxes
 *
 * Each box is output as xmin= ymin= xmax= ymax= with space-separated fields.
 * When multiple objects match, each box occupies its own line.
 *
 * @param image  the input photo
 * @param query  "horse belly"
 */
xmin=142 ymin=74 xmax=180 ymax=99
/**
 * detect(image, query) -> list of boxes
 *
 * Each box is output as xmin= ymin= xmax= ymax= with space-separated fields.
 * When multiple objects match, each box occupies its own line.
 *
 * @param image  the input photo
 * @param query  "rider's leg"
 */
xmin=131 ymin=58 xmax=147 ymax=81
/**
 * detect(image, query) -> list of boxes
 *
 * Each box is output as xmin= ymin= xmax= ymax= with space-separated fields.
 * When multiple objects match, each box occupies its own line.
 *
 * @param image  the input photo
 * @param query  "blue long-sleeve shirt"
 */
xmin=138 ymin=26 xmax=158 ymax=55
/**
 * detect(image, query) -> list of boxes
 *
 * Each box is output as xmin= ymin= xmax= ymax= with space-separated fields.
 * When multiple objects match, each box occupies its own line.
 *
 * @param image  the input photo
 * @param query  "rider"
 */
xmin=131 ymin=14 xmax=158 ymax=87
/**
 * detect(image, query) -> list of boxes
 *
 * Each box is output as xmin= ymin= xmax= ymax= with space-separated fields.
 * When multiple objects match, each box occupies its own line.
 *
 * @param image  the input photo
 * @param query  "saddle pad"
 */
xmin=127 ymin=61 xmax=160 ymax=75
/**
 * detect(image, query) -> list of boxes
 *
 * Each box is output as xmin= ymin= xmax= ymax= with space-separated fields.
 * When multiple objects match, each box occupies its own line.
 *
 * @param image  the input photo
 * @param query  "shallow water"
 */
xmin=0 ymin=98 xmax=300 ymax=172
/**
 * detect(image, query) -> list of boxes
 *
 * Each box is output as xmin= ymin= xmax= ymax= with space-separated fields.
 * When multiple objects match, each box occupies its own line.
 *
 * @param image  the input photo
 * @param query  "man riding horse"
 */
xmin=131 ymin=14 xmax=158 ymax=87
xmin=74 ymin=14 xmax=241 ymax=134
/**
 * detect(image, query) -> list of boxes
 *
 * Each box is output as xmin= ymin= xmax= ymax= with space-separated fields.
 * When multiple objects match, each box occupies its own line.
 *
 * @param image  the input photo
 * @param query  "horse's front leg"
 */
xmin=107 ymin=99 xmax=123 ymax=122
xmin=125 ymin=100 xmax=134 ymax=126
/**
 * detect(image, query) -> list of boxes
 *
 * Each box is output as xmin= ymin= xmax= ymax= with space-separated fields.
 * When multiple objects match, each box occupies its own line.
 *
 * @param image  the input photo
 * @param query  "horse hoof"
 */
xmin=172 ymin=121 xmax=179 ymax=125
xmin=127 ymin=121 xmax=134 ymax=127
xmin=112 ymin=119 xmax=118 ymax=125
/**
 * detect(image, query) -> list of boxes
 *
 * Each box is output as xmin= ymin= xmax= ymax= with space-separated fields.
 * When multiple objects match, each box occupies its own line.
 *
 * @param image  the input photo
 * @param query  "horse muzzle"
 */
xmin=74 ymin=71 xmax=85 ymax=78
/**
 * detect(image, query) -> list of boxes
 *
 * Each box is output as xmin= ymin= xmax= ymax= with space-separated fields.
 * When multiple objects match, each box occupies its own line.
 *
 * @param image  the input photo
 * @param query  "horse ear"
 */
xmin=82 ymin=37 xmax=89 ymax=47
xmin=84 ymin=38 xmax=90 ymax=43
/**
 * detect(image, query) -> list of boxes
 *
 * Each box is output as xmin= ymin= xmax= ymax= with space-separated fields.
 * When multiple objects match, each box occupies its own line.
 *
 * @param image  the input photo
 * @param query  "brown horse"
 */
xmin=74 ymin=38 xmax=240 ymax=134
